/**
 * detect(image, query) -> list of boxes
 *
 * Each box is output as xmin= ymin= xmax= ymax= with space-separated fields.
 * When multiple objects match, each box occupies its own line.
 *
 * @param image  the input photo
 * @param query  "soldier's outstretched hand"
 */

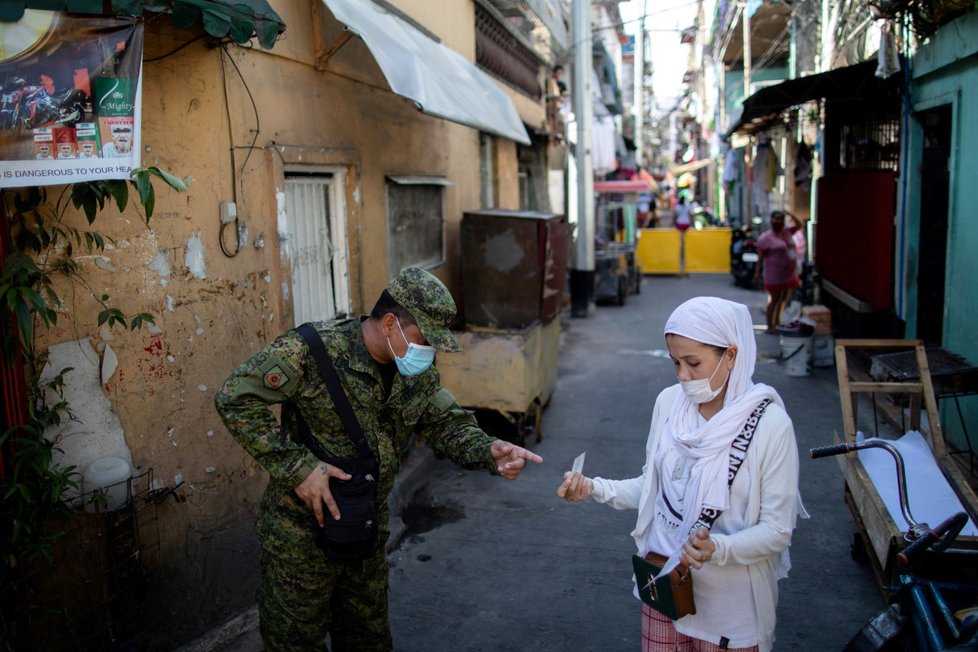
xmin=294 ymin=462 xmax=353 ymax=526
xmin=491 ymin=439 xmax=543 ymax=479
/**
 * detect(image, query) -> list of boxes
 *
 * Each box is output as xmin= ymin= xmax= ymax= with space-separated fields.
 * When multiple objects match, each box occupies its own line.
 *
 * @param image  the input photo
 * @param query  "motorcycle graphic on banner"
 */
xmin=0 ymin=10 xmax=142 ymax=187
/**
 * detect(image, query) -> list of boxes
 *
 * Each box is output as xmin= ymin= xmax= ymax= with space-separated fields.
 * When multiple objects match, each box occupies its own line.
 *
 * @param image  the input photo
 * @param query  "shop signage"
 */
xmin=0 ymin=10 xmax=143 ymax=188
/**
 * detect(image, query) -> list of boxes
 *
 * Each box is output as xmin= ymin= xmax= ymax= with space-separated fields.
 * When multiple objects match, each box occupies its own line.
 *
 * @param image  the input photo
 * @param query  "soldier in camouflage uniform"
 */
xmin=215 ymin=268 xmax=543 ymax=652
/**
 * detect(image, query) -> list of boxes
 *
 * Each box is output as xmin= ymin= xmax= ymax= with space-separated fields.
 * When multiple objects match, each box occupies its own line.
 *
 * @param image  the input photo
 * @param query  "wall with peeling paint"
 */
xmin=25 ymin=1 xmax=540 ymax=647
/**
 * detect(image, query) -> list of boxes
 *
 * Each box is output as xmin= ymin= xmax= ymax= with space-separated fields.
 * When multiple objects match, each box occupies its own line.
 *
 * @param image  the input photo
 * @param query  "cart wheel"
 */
xmin=851 ymin=531 xmax=870 ymax=565
xmin=526 ymin=399 xmax=543 ymax=443
xmin=616 ymin=276 xmax=627 ymax=306
xmin=634 ymin=273 xmax=642 ymax=295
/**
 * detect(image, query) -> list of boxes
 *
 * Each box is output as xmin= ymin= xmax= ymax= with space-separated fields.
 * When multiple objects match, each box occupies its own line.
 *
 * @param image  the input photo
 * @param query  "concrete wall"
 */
xmin=902 ymin=10 xmax=978 ymax=449
xmin=31 ymin=1 xmax=530 ymax=645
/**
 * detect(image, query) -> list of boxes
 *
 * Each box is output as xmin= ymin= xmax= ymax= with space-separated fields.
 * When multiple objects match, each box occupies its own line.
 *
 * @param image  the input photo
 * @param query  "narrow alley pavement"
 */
xmin=386 ymin=273 xmax=881 ymax=651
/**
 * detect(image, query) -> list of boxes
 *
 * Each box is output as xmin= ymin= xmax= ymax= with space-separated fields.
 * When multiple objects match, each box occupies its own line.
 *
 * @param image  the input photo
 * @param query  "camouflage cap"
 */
xmin=388 ymin=268 xmax=461 ymax=352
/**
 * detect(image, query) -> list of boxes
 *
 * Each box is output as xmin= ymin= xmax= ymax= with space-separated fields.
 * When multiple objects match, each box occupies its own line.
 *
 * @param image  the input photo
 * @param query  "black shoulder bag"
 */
xmin=287 ymin=323 xmax=381 ymax=562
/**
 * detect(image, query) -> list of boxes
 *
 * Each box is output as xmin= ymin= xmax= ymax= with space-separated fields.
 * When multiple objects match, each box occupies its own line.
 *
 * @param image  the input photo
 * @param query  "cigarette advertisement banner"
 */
xmin=0 ymin=10 xmax=143 ymax=188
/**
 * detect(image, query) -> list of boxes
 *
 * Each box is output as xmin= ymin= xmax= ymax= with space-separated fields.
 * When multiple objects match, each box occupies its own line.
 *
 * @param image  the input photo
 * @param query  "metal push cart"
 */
xmin=593 ymin=180 xmax=650 ymax=305
xmin=434 ymin=209 xmax=569 ymax=444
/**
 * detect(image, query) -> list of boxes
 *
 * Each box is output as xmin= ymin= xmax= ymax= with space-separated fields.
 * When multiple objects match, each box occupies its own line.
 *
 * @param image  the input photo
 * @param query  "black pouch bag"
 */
xmin=287 ymin=323 xmax=383 ymax=562
xmin=315 ymin=454 xmax=380 ymax=561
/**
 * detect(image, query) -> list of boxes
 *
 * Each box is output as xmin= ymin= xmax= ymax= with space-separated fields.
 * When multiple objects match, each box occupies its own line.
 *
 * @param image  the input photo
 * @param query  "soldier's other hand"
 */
xmin=490 ymin=439 xmax=543 ymax=480
xmin=557 ymin=471 xmax=593 ymax=501
xmin=294 ymin=462 xmax=352 ymax=526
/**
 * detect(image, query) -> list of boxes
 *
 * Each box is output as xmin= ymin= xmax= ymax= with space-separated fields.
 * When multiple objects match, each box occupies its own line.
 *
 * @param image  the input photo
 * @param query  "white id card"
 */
xmin=572 ymin=452 xmax=586 ymax=475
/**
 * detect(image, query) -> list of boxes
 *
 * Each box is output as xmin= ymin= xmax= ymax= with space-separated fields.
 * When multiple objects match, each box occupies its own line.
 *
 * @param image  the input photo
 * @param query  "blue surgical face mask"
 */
xmin=387 ymin=318 xmax=436 ymax=376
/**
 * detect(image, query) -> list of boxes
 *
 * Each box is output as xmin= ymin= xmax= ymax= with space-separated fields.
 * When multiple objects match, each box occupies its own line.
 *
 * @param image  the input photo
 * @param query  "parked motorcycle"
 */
xmin=0 ymin=77 xmax=88 ymax=130
xmin=730 ymin=220 xmax=760 ymax=288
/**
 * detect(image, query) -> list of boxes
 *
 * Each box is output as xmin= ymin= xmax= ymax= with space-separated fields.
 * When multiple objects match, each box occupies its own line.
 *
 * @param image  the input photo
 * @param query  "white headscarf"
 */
xmin=662 ymin=297 xmax=784 ymax=546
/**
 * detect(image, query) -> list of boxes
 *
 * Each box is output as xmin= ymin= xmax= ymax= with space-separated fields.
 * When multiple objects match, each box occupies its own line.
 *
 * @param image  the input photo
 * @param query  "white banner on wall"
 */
xmin=0 ymin=10 xmax=143 ymax=188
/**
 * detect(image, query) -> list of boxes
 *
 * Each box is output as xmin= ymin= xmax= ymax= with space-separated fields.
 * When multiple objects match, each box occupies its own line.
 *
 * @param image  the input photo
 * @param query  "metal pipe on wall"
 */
xmin=742 ymin=1 xmax=751 ymax=99
xmin=633 ymin=0 xmax=647 ymax=168
xmin=570 ymin=0 xmax=594 ymax=318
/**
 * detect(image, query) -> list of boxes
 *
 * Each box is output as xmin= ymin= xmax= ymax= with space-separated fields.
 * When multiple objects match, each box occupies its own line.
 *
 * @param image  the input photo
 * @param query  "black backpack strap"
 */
xmin=293 ymin=323 xmax=374 ymax=462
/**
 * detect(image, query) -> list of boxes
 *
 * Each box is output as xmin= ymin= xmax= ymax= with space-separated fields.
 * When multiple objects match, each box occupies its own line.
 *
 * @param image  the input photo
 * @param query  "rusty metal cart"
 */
xmin=435 ymin=318 xmax=560 ymax=445
xmin=436 ymin=209 xmax=568 ymax=444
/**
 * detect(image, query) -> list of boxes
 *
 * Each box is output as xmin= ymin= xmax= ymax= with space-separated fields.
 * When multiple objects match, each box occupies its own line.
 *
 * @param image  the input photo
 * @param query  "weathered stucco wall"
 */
xmin=31 ymin=1 xmax=524 ymax=645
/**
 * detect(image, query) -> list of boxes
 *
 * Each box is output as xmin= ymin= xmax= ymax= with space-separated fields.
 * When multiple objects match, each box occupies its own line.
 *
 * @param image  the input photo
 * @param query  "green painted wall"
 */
xmin=901 ymin=10 xmax=978 ymax=450
xmin=724 ymin=66 xmax=789 ymax=117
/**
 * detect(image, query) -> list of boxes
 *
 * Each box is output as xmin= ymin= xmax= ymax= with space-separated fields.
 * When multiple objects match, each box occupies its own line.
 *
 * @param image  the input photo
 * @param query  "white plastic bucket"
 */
xmin=82 ymin=456 xmax=132 ymax=512
xmin=813 ymin=334 xmax=835 ymax=367
xmin=780 ymin=334 xmax=812 ymax=377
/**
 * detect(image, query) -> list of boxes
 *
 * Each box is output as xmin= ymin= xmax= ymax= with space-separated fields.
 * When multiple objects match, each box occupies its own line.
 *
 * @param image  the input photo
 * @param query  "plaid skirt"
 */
xmin=641 ymin=604 xmax=759 ymax=652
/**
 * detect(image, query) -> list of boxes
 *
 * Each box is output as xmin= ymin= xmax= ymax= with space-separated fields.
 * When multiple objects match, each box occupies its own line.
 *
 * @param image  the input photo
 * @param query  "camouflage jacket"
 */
xmin=214 ymin=318 xmax=497 ymax=511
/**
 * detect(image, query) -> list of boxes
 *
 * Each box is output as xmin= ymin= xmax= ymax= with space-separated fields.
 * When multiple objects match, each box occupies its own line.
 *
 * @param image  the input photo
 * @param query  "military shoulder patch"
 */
xmin=263 ymin=366 xmax=290 ymax=390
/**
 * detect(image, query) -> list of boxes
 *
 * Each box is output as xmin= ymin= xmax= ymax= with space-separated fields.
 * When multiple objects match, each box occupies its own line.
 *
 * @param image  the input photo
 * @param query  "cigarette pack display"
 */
xmin=92 ymin=77 xmax=135 ymax=117
xmin=75 ymin=122 xmax=101 ymax=158
xmin=32 ymin=127 xmax=54 ymax=160
xmin=53 ymin=127 xmax=77 ymax=159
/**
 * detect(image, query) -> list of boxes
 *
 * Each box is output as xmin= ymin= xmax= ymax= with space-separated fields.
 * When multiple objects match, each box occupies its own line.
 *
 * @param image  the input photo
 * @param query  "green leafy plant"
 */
xmin=0 ymin=166 xmax=186 ymax=570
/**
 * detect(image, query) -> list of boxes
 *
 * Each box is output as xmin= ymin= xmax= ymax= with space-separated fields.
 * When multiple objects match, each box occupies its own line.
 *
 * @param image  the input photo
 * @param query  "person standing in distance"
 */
xmin=215 ymin=268 xmax=543 ymax=652
xmin=754 ymin=211 xmax=799 ymax=333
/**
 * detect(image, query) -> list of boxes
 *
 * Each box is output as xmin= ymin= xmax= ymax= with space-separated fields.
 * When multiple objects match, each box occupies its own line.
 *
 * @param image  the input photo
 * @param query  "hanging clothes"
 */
xmin=751 ymin=142 xmax=777 ymax=218
xmin=723 ymin=149 xmax=741 ymax=185
xmin=591 ymin=114 xmax=617 ymax=177
xmin=764 ymin=145 xmax=780 ymax=192
xmin=794 ymin=142 xmax=813 ymax=192
xmin=876 ymin=23 xmax=901 ymax=79
xmin=722 ymin=149 xmax=745 ymax=222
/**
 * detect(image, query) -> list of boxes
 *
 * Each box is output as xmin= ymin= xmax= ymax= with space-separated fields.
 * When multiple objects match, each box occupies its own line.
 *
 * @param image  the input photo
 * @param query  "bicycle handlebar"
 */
xmin=809 ymin=438 xmax=918 ymax=528
xmin=897 ymin=512 xmax=969 ymax=565
xmin=809 ymin=442 xmax=857 ymax=459
xmin=810 ymin=438 xmax=972 ymax=565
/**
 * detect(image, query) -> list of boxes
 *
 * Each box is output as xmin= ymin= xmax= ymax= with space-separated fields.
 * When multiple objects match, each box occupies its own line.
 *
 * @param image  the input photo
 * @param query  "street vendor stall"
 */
xmin=593 ymin=179 xmax=648 ymax=305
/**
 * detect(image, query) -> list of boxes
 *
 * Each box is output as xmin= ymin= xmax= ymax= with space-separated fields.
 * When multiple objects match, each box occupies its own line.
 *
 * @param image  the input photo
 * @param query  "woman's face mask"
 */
xmin=679 ymin=349 xmax=731 ymax=404
xmin=387 ymin=318 xmax=435 ymax=376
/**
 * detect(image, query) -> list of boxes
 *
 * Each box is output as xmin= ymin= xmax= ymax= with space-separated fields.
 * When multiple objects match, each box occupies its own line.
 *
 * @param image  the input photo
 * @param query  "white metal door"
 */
xmin=284 ymin=173 xmax=349 ymax=326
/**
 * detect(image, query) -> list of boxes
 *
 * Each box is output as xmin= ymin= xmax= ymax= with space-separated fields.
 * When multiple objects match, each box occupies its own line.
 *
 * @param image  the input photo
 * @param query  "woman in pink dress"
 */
xmin=754 ymin=211 xmax=799 ymax=333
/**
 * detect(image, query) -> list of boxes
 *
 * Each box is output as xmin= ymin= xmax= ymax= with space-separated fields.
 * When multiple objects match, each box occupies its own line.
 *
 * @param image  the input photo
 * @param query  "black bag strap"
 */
xmin=292 ymin=323 xmax=374 ymax=462
xmin=689 ymin=398 xmax=772 ymax=534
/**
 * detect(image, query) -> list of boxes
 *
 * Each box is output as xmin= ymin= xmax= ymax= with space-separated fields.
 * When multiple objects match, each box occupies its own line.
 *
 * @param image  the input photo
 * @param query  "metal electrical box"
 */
xmin=460 ymin=209 xmax=569 ymax=329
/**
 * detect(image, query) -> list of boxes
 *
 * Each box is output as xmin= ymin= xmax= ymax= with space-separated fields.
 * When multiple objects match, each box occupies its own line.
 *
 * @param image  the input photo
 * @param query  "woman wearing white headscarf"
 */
xmin=558 ymin=297 xmax=803 ymax=652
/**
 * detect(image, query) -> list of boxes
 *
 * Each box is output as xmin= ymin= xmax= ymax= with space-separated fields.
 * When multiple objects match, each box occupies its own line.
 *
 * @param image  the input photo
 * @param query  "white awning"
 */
xmin=669 ymin=158 xmax=714 ymax=176
xmin=321 ymin=0 xmax=531 ymax=145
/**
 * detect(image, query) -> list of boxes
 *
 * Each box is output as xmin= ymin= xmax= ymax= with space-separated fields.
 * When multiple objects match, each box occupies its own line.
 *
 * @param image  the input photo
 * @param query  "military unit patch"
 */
xmin=264 ymin=366 xmax=289 ymax=390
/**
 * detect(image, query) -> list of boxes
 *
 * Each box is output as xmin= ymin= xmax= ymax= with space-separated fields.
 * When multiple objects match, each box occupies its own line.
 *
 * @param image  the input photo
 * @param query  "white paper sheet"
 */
xmin=856 ymin=430 xmax=978 ymax=537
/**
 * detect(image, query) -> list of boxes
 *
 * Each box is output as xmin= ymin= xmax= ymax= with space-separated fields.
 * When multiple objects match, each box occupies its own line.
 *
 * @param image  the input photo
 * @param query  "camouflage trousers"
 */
xmin=258 ymin=539 xmax=392 ymax=652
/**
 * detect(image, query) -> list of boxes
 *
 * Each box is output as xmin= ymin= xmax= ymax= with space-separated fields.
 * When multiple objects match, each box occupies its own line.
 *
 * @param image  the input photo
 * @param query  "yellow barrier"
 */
xmin=636 ymin=227 xmax=731 ymax=275
xmin=636 ymin=228 xmax=680 ymax=274
xmin=686 ymin=228 xmax=732 ymax=273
